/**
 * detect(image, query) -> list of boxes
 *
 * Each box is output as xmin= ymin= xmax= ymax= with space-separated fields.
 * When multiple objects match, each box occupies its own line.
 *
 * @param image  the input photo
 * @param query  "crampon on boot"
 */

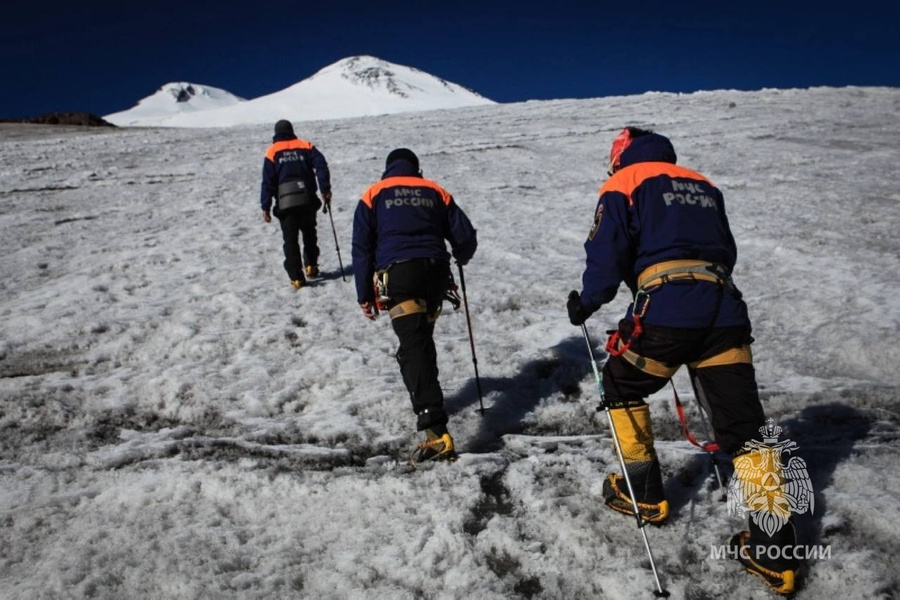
xmin=602 ymin=474 xmax=670 ymax=525
xmin=729 ymin=441 xmax=802 ymax=595
xmin=729 ymin=519 xmax=800 ymax=596
xmin=409 ymin=428 xmax=457 ymax=467
xmin=602 ymin=405 xmax=669 ymax=525
xmin=729 ymin=530 xmax=798 ymax=595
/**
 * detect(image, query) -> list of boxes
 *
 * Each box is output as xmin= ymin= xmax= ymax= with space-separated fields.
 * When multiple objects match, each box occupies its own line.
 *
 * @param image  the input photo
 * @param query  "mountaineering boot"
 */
xmin=602 ymin=404 xmax=668 ymax=525
xmin=728 ymin=444 xmax=802 ymax=595
xmin=602 ymin=474 xmax=670 ymax=525
xmin=728 ymin=522 xmax=800 ymax=596
xmin=305 ymin=265 xmax=320 ymax=278
xmin=291 ymin=279 xmax=304 ymax=290
xmin=410 ymin=426 xmax=457 ymax=466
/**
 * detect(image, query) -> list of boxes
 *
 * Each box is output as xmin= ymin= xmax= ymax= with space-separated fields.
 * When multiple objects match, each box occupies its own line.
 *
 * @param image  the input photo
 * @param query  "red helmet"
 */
xmin=607 ymin=128 xmax=634 ymax=176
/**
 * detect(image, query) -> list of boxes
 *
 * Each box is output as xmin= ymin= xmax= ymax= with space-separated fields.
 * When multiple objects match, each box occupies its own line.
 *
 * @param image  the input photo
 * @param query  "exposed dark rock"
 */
xmin=173 ymin=84 xmax=196 ymax=102
xmin=0 ymin=112 xmax=116 ymax=127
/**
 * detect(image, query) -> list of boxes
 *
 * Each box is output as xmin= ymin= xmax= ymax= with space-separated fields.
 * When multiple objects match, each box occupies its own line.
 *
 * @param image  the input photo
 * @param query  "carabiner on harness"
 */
xmin=606 ymin=289 xmax=651 ymax=357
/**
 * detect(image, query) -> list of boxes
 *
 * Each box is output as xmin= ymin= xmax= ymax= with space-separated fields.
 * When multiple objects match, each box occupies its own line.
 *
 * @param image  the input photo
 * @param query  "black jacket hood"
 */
xmin=619 ymin=133 xmax=678 ymax=169
xmin=382 ymin=159 xmax=421 ymax=179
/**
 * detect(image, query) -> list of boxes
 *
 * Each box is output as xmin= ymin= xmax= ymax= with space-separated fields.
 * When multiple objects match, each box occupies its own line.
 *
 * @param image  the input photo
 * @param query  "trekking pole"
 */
xmin=458 ymin=264 xmax=486 ymax=415
xmin=687 ymin=374 xmax=727 ymax=501
xmin=581 ymin=324 xmax=669 ymax=598
xmin=325 ymin=202 xmax=346 ymax=282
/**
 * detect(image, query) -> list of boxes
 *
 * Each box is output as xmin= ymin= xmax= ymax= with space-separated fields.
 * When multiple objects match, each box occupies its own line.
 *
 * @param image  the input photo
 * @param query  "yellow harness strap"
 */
xmin=614 ymin=337 xmax=752 ymax=377
xmin=637 ymin=259 xmax=724 ymax=289
xmin=689 ymin=345 xmax=753 ymax=369
xmin=389 ymin=299 xmax=427 ymax=319
xmin=612 ymin=338 xmax=679 ymax=379
xmin=388 ymin=299 xmax=441 ymax=323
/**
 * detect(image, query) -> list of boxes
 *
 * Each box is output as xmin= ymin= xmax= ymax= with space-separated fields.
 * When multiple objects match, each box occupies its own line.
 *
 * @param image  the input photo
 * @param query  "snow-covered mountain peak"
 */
xmin=106 ymin=56 xmax=494 ymax=127
xmin=312 ymin=55 xmax=386 ymax=76
xmin=340 ymin=57 xmax=415 ymax=96
xmin=310 ymin=55 xmax=457 ymax=99
xmin=105 ymin=82 xmax=245 ymax=126
xmin=314 ymin=55 xmax=402 ymax=78
xmin=159 ymin=82 xmax=239 ymax=104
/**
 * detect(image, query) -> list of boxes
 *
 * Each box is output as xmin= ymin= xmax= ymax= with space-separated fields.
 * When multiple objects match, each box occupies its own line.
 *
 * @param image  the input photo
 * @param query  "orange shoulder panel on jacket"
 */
xmin=598 ymin=163 xmax=714 ymax=205
xmin=360 ymin=177 xmax=452 ymax=209
xmin=265 ymin=138 xmax=314 ymax=162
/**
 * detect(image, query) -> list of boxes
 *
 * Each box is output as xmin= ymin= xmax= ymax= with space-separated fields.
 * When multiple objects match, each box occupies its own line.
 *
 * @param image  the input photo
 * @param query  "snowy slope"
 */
xmin=104 ymin=82 xmax=246 ymax=127
xmin=105 ymin=56 xmax=495 ymax=128
xmin=2 ymin=86 xmax=900 ymax=599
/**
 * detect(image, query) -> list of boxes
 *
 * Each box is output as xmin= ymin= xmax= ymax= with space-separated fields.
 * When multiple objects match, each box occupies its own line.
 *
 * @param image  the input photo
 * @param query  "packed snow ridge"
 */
xmin=104 ymin=56 xmax=495 ymax=128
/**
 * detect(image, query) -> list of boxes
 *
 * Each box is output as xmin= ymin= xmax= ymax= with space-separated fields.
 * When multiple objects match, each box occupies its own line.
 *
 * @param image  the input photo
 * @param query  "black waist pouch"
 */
xmin=277 ymin=181 xmax=316 ymax=211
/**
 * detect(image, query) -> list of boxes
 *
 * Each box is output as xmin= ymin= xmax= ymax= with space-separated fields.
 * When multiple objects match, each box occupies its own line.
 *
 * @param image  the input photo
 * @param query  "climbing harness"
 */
xmin=605 ymin=260 xmax=731 ymax=362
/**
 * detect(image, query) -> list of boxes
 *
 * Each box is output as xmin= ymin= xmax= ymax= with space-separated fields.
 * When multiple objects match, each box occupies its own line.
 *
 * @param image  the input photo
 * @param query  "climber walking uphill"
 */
xmin=567 ymin=127 xmax=801 ymax=595
xmin=260 ymin=119 xmax=332 ymax=289
xmin=352 ymin=148 xmax=477 ymax=465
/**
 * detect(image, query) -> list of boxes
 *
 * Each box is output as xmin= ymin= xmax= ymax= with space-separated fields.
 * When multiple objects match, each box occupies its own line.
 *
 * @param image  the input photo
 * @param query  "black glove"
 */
xmin=567 ymin=290 xmax=590 ymax=326
xmin=445 ymin=273 xmax=461 ymax=310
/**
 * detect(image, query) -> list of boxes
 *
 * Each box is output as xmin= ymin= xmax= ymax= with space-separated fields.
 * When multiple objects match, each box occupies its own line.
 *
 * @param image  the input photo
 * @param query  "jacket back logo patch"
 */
xmin=588 ymin=203 xmax=604 ymax=240
xmin=385 ymin=188 xmax=435 ymax=209
xmin=278 ymin=150 xmax=305 ymax=164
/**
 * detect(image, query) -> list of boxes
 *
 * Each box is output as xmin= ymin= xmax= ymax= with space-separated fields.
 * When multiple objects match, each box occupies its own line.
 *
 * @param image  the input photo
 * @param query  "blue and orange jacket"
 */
xmin=352 ymin=160 xmax=477 ymax=304
xmin=260 ymin=133 xmax=331 ymax=215
xmin=580 ymin=133 xmax=749 ymax=328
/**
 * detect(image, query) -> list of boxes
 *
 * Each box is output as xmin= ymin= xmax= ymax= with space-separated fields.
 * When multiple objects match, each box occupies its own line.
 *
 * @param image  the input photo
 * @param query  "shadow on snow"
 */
xmin=444 ymin=334 xmax=602 ymax=453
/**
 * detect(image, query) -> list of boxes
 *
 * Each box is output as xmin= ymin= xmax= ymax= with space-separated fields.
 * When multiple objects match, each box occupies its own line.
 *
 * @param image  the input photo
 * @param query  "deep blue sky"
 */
xmin=1 ymin=0 xmax=897 ymax=119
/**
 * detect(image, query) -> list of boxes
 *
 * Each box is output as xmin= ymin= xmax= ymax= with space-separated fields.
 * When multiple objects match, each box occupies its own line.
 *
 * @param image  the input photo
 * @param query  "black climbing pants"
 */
xmin=385 ymin=259 xmax=451 ymax=431
xmin=278 ymin=205 xmax=319 ymax=281
xmin=601 ymin=320 xmax=765 ymax=455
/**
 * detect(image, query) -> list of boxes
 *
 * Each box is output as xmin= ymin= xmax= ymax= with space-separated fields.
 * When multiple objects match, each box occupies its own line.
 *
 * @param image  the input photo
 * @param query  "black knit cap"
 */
xmin=385 ymin=148 xmax=419 ymax=172
xmin=274 ymin=119 xmax=294 ymax=137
